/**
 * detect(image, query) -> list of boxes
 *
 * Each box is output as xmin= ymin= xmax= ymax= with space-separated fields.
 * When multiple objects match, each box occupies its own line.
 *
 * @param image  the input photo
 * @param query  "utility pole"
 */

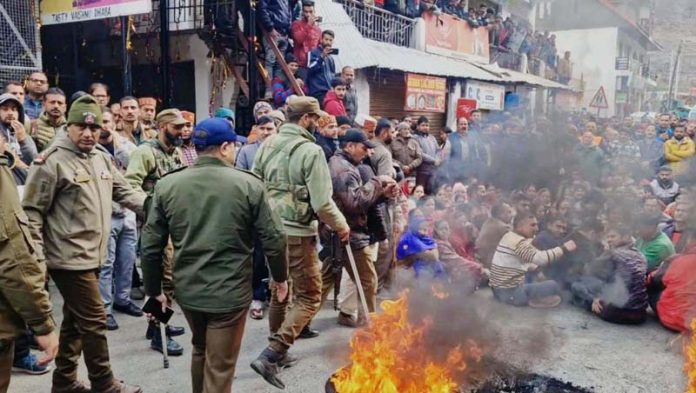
xmin=667 ymin=40 xmax=683 ymax=111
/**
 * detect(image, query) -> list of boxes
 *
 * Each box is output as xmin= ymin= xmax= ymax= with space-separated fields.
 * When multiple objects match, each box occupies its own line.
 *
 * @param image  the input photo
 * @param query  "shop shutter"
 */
xmin=367 ymin=68 xmax=446 ymax=130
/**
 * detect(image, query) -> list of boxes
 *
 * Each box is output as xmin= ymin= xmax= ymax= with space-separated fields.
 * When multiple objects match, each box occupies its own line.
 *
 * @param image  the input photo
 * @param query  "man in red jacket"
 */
xmin=647 ymin=238 xmax=696 ymax=332
xmin=291 ymin=0 xmax=322 ymax=67
xmin=323 ymin=78 xmax=347 ymax=116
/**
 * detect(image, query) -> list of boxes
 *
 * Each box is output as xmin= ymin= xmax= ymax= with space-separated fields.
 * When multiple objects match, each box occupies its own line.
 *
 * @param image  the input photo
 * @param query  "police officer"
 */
xmin=22 ymin=95 xmax=145 ymax=393
xmin=125 ymin=108 xmax=187 ymax=356
xmin=0 ymin=134 xmax=58 ymax=393
xmin=251 ymin=96 xmax=350 ymax=389
xmin=141 ymin=118 xmax=289 ymax=393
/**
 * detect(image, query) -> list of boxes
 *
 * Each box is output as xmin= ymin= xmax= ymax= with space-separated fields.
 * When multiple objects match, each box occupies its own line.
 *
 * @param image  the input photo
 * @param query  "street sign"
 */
xmin=589 ymin=86 xmax=609 ymax=109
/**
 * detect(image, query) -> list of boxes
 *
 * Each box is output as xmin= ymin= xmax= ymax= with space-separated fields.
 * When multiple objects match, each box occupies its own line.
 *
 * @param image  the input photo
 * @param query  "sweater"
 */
xmin=490 ymin=231 xmax=564 ymax=289
xmin=636 ymin=231 xmax=675 ymax=271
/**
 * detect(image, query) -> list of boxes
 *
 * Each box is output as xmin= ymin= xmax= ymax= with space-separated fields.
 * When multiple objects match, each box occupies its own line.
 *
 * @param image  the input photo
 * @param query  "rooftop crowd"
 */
xmin=0 ymin=19 xmax=694 ymax=393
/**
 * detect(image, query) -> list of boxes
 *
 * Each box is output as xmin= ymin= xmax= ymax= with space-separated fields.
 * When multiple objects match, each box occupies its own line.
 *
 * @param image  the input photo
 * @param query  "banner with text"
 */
xmin=464 ymin=81 xmax=505 ymax=111
xmin=423 ymin=12 xmax=490 ymax=63
xmin=404 ymin=73 xmax=447 ymax=113
xmin=41 ymin=0 xmax=152 ymax=25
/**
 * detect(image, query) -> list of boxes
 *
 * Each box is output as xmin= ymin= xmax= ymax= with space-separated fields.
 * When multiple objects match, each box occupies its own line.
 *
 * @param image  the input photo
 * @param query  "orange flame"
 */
xmin=331 ymin=291 xmax=480 ymax=393
xmin=686 ymin=318 xmax=696 ymax=393
xmin=432 ymin=284 xmax=450 ymax=300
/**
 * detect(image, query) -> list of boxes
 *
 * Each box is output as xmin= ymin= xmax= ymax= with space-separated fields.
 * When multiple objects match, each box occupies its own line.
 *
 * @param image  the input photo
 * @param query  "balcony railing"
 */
xmin=615 ymin=57 xmax=630 ymax=71
xmin=130 ymin=0 xmax=206 ymax=34
xmin=335 ymin=0 xmax=416 ymax=48
xmin=490 ymin=45 xmax=522 ymax=72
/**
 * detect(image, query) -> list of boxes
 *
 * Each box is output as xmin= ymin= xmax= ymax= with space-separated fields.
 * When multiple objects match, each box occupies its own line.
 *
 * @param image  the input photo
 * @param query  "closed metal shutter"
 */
xmin=367 ymin=68 xmax=447 ymax=130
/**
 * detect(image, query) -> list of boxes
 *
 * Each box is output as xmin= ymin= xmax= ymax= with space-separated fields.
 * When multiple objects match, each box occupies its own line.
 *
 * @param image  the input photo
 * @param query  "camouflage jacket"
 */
xmin=125 ymin=138 xmax=183 ymax=194
xmin=0 ymin=152 xmax=55 ymax=339
xmin=253 ymin=123 xmax=347 ymax=237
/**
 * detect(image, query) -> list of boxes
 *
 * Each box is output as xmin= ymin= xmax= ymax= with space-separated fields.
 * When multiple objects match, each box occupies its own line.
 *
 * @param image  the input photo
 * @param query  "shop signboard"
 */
xmin=41 ymin=0 xmax=152 ymax=25
xmin=456 ymin=98 xmax=478 ymax=120
xmin=422 ymin=12 xmax=489 ymax=63
xmin=404 ymin=73 xmax=447 ymax=113
xmin=464 ymin=81 xmax=505 ymax=111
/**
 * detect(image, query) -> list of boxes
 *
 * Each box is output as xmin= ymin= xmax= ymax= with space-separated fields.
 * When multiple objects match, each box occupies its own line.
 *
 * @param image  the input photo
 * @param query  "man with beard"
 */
xmin=570 ymin=225 xmax=648 ymax=325
xmin=179 ymin=111 xmax=197 ymax=166
xmin=664 ymin=124 xmax=695 ymax=175
xmin=449 ymin=116 xmax=488 ymax=182
xmin=271 ymin=53 xmax=305 ymax=108
xmin=137 ymin=97 xmax=157 ymax=136
xmin=323 ymin=78 xmax=347 ymax=117
xmin=314 ymin=114 xmax=339 ymax=161
xmin=97 ymin=109 xmax=140 ymax=332
xmin=23 ymin=72 xmax=48 ymax=120
xmin=236 ymin=116 xmax=277 ymax=170
xmin=650 ymin=165 xmax=680 ymax=205
xmin=251 ymin=97 xmax=349 ymax=389
xmin=638 ymin=125 xmax=664 ymax=172
xmin=341 ymin=66 xmax=358 ymax=122
xmin=0 ymin=93 xmax=38 ymax=169
xmin=32 ymin=87 xmax=67 ymax=152
xmin=413 ymin=116 xmax=439 ymax=194
xmin=125 ymin=109 xmax=187 ymax=357
xmin=655 ymin=113 xmax=673 ymax=138
xmin=22 ymin=95 xmax=145 ymax=393
xmin=118 ymin=96 xmax=154 ymax=145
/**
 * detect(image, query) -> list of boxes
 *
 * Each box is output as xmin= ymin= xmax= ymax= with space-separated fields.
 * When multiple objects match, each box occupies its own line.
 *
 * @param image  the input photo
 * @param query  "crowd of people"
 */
xmin=1 ymin=62 xmax=696 ymax=393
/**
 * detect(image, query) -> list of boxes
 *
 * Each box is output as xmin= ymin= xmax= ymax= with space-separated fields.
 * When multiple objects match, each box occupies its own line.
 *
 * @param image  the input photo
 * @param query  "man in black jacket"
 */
xmin=326 ymin=130 xmax=397 ymax=319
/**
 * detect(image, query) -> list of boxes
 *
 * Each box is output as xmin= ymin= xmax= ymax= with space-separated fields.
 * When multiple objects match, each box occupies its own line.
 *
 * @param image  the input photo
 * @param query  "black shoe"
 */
xmin=298 ymin=325 xmax=319 ymax=339
xmin=106 ymin=314 xmax=119 ymax=331
xmin=150 ymin=333 xmax=183 ymax=356
xmin=278 ymin=352 xmax=298 ymax=369
xmin=166 ymin=325 xmax=185 ymax=337
xmin=113 ymin=302 xmax=144 ymax=317
xmin=130 ymin=287 xmax=145 ymax=301
xmin=250 ymin=349 xmax=285 ymax=389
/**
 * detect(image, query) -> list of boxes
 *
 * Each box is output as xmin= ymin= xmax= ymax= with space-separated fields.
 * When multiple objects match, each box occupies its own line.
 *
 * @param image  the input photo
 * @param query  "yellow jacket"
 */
xmin=664 ymin=137 xmax=695 ymax=174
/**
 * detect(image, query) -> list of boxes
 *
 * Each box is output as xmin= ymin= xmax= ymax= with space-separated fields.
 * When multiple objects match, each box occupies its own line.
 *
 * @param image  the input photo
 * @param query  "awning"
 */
xmin=470 ymin=62 xmax=576 ymax=90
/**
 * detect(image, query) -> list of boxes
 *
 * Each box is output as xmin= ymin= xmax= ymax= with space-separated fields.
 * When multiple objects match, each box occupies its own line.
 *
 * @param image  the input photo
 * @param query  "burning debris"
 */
xmin=686 ymin=318 xmax=696 ymax=393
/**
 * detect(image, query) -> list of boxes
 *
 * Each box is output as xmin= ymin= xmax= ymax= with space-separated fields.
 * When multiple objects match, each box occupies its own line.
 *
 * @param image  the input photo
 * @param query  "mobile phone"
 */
xmin=316 ymin=15 xmax=323 ymax=22
xmin=329 ymin=48 xmax=339 ymax=55
xmin=142 ymin=296 xmax=175 ymax=324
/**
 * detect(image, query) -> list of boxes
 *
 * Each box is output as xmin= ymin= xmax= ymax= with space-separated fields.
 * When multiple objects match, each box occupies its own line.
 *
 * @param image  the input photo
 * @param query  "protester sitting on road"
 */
xmin=647 ymin=234 xmax=696 ymax=332
xmin=397 ymin=214 xmax=446 ymax=278
xmin=571 ymin=225 xmax=648 ymax=325
xmin=475 ymin=202 xmax=513 ymax=269
xmin=635 ymin=214 xmax=675 ymax=273
xmin=433 ymin=220 xmax=484 ymax=289
xmin=490 ymin=213 xmax=576 ymax=308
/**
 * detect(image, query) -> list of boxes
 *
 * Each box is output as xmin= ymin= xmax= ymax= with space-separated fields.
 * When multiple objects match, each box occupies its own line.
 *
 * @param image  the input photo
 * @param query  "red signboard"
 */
xmin=456 ymin=98 xmax=478 ymax=120
xmin=423 ymin=12 xmax=490 ymax=62
xmin=404 ymin=73 xmax=447 ymax=113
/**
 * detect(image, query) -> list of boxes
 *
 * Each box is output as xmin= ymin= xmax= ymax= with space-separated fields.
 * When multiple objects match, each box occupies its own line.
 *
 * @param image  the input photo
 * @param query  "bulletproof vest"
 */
xmin=142 ymin=140 xmax=183 ymax=193
xmin=257 ymin=136 xmax=315 ymax=225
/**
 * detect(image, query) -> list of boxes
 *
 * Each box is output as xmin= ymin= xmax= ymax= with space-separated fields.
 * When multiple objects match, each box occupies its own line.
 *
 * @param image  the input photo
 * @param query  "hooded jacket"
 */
xmin=323 ymin=90 xmax=347 ymax=117
xmin=0 ymin=94 xmax=38 ymax=166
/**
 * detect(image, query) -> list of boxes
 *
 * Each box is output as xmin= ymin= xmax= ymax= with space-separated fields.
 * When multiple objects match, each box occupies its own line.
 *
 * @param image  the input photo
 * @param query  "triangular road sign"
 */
xmin=589 ymin=86 xmax=609 ymax=109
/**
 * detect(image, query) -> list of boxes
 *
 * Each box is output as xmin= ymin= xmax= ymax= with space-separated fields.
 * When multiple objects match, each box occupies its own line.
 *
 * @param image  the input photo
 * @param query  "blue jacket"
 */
xmin=307 ymin=47 xmax=336 ymax=98
xmin=258 ymin=0 xmax=291 ymax=35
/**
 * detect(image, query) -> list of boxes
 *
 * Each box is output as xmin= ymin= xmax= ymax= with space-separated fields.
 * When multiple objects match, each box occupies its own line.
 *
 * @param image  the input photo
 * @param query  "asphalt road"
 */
xmin=9 ymin=287 xmax=687 ymax=393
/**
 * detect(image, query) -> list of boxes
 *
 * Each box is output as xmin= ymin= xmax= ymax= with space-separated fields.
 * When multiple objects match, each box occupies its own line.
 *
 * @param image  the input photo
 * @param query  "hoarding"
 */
xmin=464 ymin=81 xmax=505 ymax=111
xmin=404 ymin=73 xmax=447 ymax=113
xmin=41 ymin=0 xmax=152 ymax=25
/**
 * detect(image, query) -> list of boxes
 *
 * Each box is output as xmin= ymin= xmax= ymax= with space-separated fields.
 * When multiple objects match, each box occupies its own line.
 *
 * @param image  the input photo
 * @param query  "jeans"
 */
xmin=492 ymin=280 xmax=561 ymax=307
xmin=262 ymin=34 xmax=288 ymax=81
xmin=570 ymin=276 xmax=646 ymax=325
xmin=99 ymin=211 xmax=137 ymax=313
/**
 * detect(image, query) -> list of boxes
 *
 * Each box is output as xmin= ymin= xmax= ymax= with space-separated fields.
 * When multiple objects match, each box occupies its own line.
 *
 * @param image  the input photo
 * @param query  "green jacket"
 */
xmin=124 ymin=138 xmax=183 ymax=194
xmin=0 ymin=152 xmax=55 ymax=340
xmin=32 ymin=114 xmax=66 ymax=152
xmin=252 ymin=123 xmax=347 ymax=237
xmin=140 ymin=156 xmax=289 ymax=313
xmin=636 ymin=231 xmax=675 ymax=270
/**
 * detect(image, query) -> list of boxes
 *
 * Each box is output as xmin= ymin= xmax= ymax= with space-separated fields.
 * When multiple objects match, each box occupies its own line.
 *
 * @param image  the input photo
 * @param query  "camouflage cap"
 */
xmin=156 ymin=108 xmax=188 ymax=126
xmin=67 ymin=95 xmax=102 ymax=127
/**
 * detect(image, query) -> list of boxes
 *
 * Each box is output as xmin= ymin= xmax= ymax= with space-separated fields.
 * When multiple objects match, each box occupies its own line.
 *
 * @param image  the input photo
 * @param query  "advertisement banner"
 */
xmin=41 ymin=0 xmax=152 ymax=25
xmin=464 ymin=81 xmax=505 ymax=111
xmin=456 ymin=98 xmax=478 ymax=120
xmin=423 ymin=12 xmax=490 ymax=63
xmin=404 ymin=73 xmax=447 ymax=113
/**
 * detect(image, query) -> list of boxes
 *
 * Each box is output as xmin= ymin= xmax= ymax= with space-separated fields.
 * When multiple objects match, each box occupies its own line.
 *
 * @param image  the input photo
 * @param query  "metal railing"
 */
xmin=336 ymin=0 xmax=416 ymax=48
xmin=130 ymin=0 xmax=206 ymax=34
xmin=490 ymin=45 xmax=522 ymax=72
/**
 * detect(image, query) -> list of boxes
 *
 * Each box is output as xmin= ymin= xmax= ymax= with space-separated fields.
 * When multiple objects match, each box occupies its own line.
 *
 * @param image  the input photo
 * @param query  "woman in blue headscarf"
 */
xmin=396 ymin=212 xmax=446 ymax=278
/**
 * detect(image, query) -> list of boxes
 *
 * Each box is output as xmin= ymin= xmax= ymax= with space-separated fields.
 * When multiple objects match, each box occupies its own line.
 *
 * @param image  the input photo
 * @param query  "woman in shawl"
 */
xmin=433 ymin=221 xmax=485 ymax=291
xmin=396 ymin=214 xmax=446 ymax=278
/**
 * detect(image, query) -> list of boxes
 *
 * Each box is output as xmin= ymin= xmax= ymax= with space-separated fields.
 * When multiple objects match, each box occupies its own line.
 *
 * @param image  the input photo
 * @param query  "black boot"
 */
xmin=250 ymin=348 xmax=285 ymax=389
xmin=298 ymin=324 xmax=319 ymax=339
xmin=150 ymin=327 xmax=183 ymax=356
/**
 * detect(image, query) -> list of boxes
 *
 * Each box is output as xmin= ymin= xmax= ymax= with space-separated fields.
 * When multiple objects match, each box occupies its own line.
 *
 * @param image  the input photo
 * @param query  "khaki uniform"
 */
xmin=141 ymin=156 xmax=288 ymax=393
xmin=21 ymin=134 xmax=145 ymax=391
xmin=0 ymin=152 xmax=55 ymax=393
xmin=253 ymin=123 xmax=348 ymax=353
xmin=125 ymin=138 xmax=183 ymax=299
